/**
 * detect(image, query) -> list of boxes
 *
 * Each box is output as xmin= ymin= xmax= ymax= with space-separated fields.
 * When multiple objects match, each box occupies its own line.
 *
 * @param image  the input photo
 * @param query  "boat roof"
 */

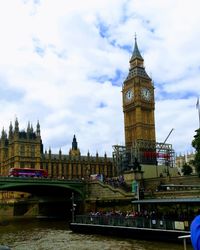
xmin=131 ymin=198 xmax=200 ymax=204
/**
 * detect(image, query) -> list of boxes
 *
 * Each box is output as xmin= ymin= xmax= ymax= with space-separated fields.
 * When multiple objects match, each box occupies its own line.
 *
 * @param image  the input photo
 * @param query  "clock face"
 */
xmin=141 ymin=88 xmax=151 ymax=101
xmin=125 ymin=89 xmax=133 ymax=101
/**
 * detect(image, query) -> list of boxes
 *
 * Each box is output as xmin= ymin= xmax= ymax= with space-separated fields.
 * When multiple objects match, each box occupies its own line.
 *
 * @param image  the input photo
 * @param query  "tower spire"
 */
xmin=124 ymin=35 xmax=150 ymax=81
xmin=69 ymin=135 xmax=80 ymax=156
xmin=72 ymin=135 xmax=78 ymax=150
xmin=130 ymin=34 xmax=143 ymax=62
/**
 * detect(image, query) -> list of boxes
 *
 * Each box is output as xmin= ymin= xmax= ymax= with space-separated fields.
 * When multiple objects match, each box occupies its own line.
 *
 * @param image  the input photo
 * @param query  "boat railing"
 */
xmin=74 ymin=215 xmax=191 ymax=232
xmin=178 ymin=235 xmax=191 ymax=250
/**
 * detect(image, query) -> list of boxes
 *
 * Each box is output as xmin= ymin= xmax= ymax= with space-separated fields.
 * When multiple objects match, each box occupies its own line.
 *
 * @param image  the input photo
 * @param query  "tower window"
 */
xmin=20 ymin=145 xmax=25 ymax=156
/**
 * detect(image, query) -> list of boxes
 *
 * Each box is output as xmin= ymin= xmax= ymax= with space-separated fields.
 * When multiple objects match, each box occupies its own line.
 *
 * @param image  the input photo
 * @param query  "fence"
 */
xmin=75 ymin=215 xmax=191 ymax=231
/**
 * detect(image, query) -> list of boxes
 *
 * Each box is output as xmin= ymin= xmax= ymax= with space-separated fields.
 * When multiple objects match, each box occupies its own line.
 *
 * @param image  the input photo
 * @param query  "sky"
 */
xmin=0 ymin=0 xmax=199 ymax=157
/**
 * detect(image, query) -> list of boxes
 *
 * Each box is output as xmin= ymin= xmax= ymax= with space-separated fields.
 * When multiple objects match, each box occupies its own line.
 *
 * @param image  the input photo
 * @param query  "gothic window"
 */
xmin=20 ymin=145 xmax=25 ymax=156
xmin=11 ymin=146 xmax=14 ymax=156
xmin=31 ymin=145 xmax=35 ymax=157
xmin=31 ymin=162 xmax=35 ymax=168
xmin=20 ymin=162 xmax=25 ymax=168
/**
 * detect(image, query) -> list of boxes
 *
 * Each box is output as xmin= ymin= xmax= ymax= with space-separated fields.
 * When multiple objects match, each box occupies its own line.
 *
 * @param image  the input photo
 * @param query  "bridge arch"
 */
xmin=0 ymin=177 xmax=85 ymax=198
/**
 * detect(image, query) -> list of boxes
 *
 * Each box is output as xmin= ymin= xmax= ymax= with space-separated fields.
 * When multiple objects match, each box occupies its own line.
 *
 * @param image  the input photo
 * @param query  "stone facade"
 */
xmin=175 ymin=152 xmax=195 ymax=174
xmin=0 ymin=119 xmax=115 ymax=179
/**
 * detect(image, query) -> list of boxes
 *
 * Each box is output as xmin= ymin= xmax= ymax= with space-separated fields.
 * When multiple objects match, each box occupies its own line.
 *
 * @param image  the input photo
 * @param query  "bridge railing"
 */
xmin=0 ymin=176 xmax=85 ymax=183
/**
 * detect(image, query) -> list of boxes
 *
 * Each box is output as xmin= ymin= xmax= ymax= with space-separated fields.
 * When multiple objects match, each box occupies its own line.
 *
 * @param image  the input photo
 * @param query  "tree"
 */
xmin=192 ymin=128 xmax=200 ymax=176
xmin=181 ymin=163 xmax=193 ymax=175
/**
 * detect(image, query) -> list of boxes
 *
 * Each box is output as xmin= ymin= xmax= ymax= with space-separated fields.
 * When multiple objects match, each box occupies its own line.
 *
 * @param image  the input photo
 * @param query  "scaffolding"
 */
xmin=112 ymin=140 xmax=175 ymax=175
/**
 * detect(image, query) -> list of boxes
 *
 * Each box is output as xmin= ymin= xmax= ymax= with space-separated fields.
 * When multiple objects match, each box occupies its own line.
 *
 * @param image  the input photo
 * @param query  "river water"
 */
xmin=0 ymin=219 xmax=193 ymax=250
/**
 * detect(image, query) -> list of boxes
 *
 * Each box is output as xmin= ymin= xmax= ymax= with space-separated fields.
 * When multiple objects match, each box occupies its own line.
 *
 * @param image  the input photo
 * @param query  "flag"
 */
xmin=196 ymin=97 xmax=199 ymax=109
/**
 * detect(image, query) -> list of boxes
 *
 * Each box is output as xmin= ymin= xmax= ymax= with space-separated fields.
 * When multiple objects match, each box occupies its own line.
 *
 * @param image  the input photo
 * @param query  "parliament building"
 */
xmin=0 ymin=120 xmax=114 ymax=178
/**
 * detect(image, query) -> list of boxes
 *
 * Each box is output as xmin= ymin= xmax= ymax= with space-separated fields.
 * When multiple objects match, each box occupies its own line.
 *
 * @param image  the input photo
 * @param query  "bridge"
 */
xmin=0 ymin=177 xmax=86 ymax=218
xmin=0 ymin=177 xmax=134 ymax=218
xmin=0 ymin=177 xmax=86 ymax=198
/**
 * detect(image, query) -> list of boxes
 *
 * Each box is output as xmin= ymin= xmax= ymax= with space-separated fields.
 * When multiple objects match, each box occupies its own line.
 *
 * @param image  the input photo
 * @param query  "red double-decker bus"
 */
xmin=9 ymin=168 xmax=48 ymax=178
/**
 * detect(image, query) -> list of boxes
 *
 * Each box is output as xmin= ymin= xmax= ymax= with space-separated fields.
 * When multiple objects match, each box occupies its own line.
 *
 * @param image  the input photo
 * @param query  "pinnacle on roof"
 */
xmin=72 ymin=134 xmax=78 ymax=150
xmin=130 ymin=35 xmax=143 ymax=61
xmin=27 ymin=121 xmax=31 ymax=132
xmin=36 ymin=120 xmax=40 ymax=136
xmin=15 ymin=118 xmax=19 ymax=132
xmin=1 ymin=127 xmax=7 ymax=139
xmin=9 ymin=122 xmax=13 ymax=136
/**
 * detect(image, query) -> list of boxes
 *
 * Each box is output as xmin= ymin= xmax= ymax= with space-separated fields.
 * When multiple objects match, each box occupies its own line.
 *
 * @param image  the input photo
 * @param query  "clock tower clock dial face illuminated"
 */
xmin=125 ymin=89 xmax=133 ymax=101
xmin=141 ymin=87 xmax=151 ymax=101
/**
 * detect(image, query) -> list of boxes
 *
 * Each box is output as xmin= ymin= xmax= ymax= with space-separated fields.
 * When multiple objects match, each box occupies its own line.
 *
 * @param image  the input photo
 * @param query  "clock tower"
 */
xmin=122 ymin=37 xmax=156 ymax=149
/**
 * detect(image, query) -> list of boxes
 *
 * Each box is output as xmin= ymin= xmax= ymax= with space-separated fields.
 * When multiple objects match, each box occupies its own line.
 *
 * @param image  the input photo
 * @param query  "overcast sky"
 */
xmin=0 ymin=0 xmax=199 ymax=157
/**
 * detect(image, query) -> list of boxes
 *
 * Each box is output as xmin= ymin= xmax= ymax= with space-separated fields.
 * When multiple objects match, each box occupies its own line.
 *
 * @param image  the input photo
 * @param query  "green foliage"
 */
xmin=181 ymin=163 xmax=193 ymax=175
xmin=192 ymin=128 xmax=200 ymax=176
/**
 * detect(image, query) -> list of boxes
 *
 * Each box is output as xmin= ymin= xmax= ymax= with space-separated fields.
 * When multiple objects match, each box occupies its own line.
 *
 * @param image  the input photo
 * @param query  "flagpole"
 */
xmin=197 ymin=97 xmax=200 ymax=129
xmin=198 ymin=107 xmax=200 ymax=129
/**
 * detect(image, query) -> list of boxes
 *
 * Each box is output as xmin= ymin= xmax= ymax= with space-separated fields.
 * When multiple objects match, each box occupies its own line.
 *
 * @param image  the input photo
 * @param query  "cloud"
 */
xmin=0 ymin=0 xmax=199 ymax=158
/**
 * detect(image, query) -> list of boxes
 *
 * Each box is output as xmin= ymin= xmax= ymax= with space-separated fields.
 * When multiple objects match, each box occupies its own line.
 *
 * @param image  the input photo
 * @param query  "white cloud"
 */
xmin=0 ymin=0 xmax=199 ymax=157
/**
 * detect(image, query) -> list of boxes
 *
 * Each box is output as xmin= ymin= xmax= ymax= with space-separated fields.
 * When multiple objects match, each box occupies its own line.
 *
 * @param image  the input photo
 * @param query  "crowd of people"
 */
xmin=89 ymin=174 xmax=131 ymax=192
xmin=89 ymin=208 xmax=198 ymax=222
xmin=103 ymin=175 xmax=130 ymax=191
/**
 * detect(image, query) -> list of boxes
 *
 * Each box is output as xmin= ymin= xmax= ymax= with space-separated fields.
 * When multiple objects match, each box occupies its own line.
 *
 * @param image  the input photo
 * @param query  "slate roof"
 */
xmin=130 ymin=37 xmax=143 ymax=61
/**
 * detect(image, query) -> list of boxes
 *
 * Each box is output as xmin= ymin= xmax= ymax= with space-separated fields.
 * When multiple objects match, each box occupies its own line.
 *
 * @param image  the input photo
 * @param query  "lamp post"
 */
xmin=132 ymin=180 xmax=140 ymax=212
xmin=136 ymin=181 xmax=140 ymax=212
xmin=71 ymin=192 xmax=76 ymax=223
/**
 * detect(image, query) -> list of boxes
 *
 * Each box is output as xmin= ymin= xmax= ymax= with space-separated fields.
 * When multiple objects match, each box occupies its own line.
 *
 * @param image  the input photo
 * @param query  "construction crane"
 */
xmin=158 ymin=128 xmax=174 ymax=153
xmin=156 ymin=128 xmax=174 ymax=177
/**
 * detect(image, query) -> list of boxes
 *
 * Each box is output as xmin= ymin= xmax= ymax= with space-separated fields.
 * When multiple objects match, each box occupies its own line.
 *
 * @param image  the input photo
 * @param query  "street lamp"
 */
xmin=71 ymin=192 xmax=76 ymax=223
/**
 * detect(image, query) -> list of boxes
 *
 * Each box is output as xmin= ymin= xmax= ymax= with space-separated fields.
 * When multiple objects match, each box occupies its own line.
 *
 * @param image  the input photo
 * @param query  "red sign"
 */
xmin=143 ymin=151 xmax=170 ymax=159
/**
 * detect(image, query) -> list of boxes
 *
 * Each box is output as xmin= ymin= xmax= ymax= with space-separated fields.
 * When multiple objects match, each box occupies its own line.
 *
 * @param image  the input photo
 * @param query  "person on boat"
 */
xmin=190 ymin=215 xmax=200 ymax=250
